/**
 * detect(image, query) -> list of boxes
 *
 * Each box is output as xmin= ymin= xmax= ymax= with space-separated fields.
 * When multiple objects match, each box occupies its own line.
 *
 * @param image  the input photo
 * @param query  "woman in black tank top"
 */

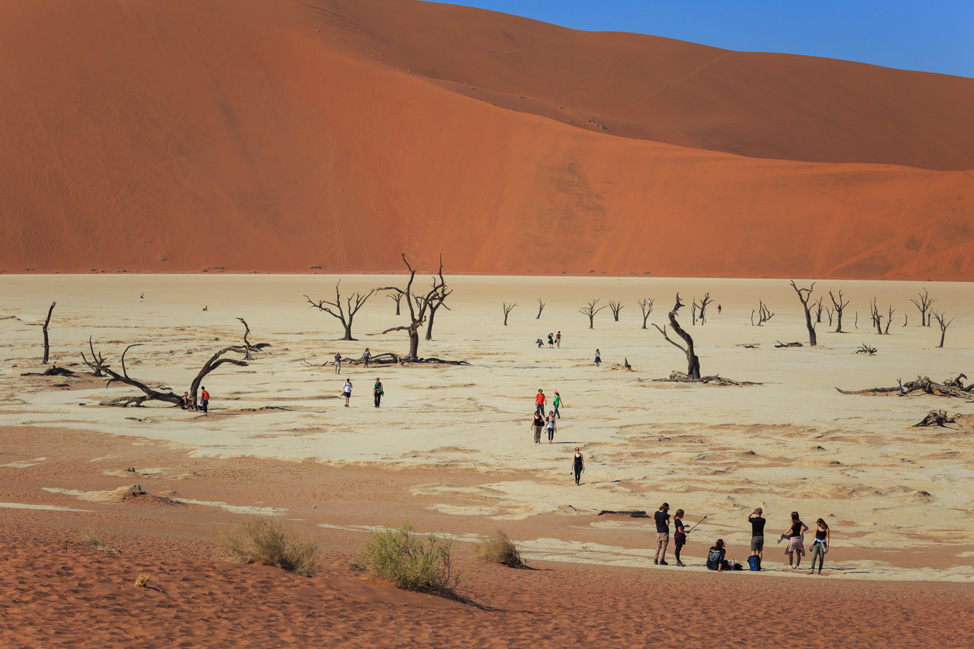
xmin=808 ymin=518 xmax=830 ymax=575
xmin=777 ymin=511 xmax=809 ymax=569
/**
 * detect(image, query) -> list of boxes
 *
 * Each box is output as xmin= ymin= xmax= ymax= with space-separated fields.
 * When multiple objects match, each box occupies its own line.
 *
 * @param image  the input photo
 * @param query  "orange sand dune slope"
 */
xmin=0 ymin=0 xmax=972 ymax=280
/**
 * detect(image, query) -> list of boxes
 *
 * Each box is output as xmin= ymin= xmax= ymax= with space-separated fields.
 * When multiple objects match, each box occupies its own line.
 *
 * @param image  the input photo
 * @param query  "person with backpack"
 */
xmin=545 ymin=411 xmax=557 ymax=443
xmin=748 ymin=507 xmax=766 ymax=569
xmin=530 ymin=412 xmax=544 ymax=444
xmin=199 ymin=386 xmax=210 ymax=414
xmin=673 ymin=509 xmax=689 ymax=567
xmin=807 ymin=519 xmax=831 ymax=575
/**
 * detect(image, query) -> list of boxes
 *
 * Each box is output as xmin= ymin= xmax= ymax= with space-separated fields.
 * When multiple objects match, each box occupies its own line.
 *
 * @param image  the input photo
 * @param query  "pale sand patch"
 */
xmin=0 ymin=502 xmax=92 ymax=512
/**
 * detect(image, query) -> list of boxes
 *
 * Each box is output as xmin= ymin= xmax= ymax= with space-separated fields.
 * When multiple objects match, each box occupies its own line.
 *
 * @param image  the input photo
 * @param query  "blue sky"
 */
xmin=429 ymin=1 xmax=974 ymax=78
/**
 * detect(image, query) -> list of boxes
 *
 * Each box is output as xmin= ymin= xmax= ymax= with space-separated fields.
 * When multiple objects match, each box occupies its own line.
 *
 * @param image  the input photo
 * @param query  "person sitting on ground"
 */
xmin=707 ymin=539 xmax=731 ymax=572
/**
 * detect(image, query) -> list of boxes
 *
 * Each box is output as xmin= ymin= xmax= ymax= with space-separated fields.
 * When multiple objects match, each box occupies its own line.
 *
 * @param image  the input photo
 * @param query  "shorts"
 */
xmin=750 ymin=535 xmax=764 ymax=552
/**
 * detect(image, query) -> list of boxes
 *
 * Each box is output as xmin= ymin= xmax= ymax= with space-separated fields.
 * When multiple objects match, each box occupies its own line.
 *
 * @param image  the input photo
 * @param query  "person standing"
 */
xmin=535 ymin=389 xmax=546 ymax=417
xmin=373 ymin=378 xmax=384 ymax=408
xmin=594 ymin=349 xmax=601 ymax=366
xmin=199 ymin=386 xmax=210 ymax=414
xmin=778 ymin=511 xmax=808 ymax=569
xmin=363 ymin=347 xmax=371 ymax=368
xmin=570 ymin=447 xmax=584 ymax=485
xmin=807 ymin=519 xmax=830 ymax=575
xmin=547 ymin=333 xmax=554 ymax=348
xmin=654 ymin=503 xmax=670 ymax=565
xmin=333 ymin=352 xmax=342 ymax=375
xmin=140 ymin=293 xmax=144 ymax=302
xmin=748 ymin=507 xmax=766 ymax=564
xmin=673 ymin=509 xmax=689 ymax=567
xmin=555 ymin=331 xmax=561 ymax=348
xmin=545 ymin=411 xmax=557 ymax=443
xmin=553 ymin=391 xmax=563 ymax=419
xmin=342 ymin=378 xmax=352 ymax=407
xmin=531 ymin=412 xmax=544 ymax=444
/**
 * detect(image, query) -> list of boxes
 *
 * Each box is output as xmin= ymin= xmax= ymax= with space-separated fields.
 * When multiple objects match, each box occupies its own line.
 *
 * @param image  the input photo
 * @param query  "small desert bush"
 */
xmin=133 ymin=574 xmax=150 ymax=588
xmin=474 ymin=531 xmax=527 ymax=569
xmin=84 ymin=531 xmax=119 ymax=554
xmin=360 ymin=519 xmax=460 ymax=593
xmin=215 ymin=517 xmax=320 ymax=576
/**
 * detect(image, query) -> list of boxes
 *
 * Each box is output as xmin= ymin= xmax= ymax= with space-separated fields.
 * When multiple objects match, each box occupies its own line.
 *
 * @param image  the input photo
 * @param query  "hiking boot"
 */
xmin=676 ymin=561 xmax=685 ymax=567
xmin=653 ymin=559 xmax=658 ymax=565
xmin=659 ymin=560 xmax=668 ymax=566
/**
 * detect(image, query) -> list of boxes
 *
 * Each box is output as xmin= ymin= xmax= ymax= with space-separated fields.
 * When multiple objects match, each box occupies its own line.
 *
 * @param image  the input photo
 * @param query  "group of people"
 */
xmin=536 ymin=331 xmax=562 ymax=348
xmin=179 ymin=386 xmax=210 ymax=414
xmin=530 ymin=389 xmax=564 ymax=443
xmin=651 ymin=504 xmax=832 ymax=574
xmin=340 ymin=377 xmax=385 ymax=408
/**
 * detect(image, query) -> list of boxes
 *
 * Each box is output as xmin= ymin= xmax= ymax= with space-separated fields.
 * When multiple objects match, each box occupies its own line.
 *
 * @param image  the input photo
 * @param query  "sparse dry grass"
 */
xmin=215 ymin=517 xmax=320 ymax=576
xmin=474 ymin=531 xmax=527 ymax=569
xmin=84 ymin=531 xmax=119 ymax=554
xmin=359 ymin=518 xmax=460 ymax=594
xmin=133 ymin=574 xmax=150 ymax=588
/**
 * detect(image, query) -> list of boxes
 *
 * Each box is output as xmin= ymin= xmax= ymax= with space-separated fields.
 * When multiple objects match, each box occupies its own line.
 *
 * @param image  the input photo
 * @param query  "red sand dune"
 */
xmin=1 ymin=0 xmax=972 ymax=279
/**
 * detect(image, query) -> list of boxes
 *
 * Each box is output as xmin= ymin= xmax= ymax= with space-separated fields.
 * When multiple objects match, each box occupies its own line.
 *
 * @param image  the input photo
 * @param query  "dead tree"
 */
xmin=813 ymin=297 xmax=824 ymax=324
xmin=910 ymin=288 xmax=936 ymax=327
xmin=693 ymin=293 xmax=713 ymax=325
xmin=80 ymin=336 xmax=109 ymax=376
xmin=856 ymin=343 xmax=877 ymax=355
xmin=502 ymin=302 xmax=518 ymax=326
xmin=913 ymin=410 xmax=955 ymax=428
xmin=829 ymin=290 xmax=849 ymax=333
xmin=751 ymin=301 xmax=774 ymax=326
xmin=884 ymin=306 xmax=894 ymax=335
xmin=387 ymin=291 xmax=404 ymax=316
xmin=381 ymin=254 xmax=448 ymax=360
xmin=652 ymin=294 xmax=700 ymax=379
xmin=825 ymin=307 xmax=834 ymax=326
xmin=579 ymin=298 xmax=608 ymax=329
xmin=536 ymin=298 xmax=546 ymax=319
xmin=869 ymin=298 xmax=893 ymax=335
xmin=41 ymin=301 xmax=56 ymax=363
xmin=789 ymin=281 xmax=817 ymax=347
xmin=304 ymin=281 xmax=377 ymax=341
xmin=932 ymin=311 xmax=953 ymax=348
xmin=608 ymin=300 xmax=624 ymax=322
xmin=638 ymin=298 xmax=654 ymax=329
xmin=235 ymin=318 xmax=270 ymax=360
xmin=424 ymin=283 xmax=453 ymax=341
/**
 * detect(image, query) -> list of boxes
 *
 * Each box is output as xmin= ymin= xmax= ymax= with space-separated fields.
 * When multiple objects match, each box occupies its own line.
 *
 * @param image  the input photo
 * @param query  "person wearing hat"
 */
xmin=373 ymin=378 xmax=384 ymax=408
xmin=654 ymin=503 xmax=671 ymax=565
xmin=748 ymin=507 xmax=766 ymax=562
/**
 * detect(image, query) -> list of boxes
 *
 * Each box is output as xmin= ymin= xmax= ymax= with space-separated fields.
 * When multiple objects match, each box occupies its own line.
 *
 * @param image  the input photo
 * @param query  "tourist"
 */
xmin=673 ymin=509 xmax=688 ymax=567
xmin=778 ymin=511 xmax=808 ymax=569
xmin=333 ymin=351 xmax=342 ymax=375
xmin=199 ymin=386 xmax=210 ymax=414
xmin=570 ymin=447 xmax=584 ymax=485
xmin=547 ymin=333 xmax=554 ymax=348
xmin=139 ymin=293 xmax=143 ymax=302
xmin=556 ymin=331 xmax=561 ymax=348
xmin=535 ymin=389 xmax=546 ymax=416
xmin=180 ymin=392 xmax=191 ymax=410
xmin=553 ymin=391 xmax=563 ymax=419
xmin=373 ymin=378 xmax=383 ymax=408
xmin=654 ymin=503 xmax=670 ymax=565
xmin=748 ymin=507 xmax=766 ymax=562
xmin=807 ymin=519 xmax=830 ymax=575
xmin=545 ymin=411 xmax=557 ymax=443
xmin=363 ymin=347 xmax=371 ymax=368
xmin=594 ymin=349 xmax=601 ymax=366
xmin=342 ymin=378 xmax=352 ymax=407
xmin=531 ymin=412 xmax=544 ymax=444
xmin=707 ymin=539 xmax=731 ymax=572
xmin=536 ymin=337 xmax=544 ymax=348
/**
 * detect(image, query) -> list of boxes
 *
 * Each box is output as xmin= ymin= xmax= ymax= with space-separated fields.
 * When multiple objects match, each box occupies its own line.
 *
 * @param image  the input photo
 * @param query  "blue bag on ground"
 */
xmin=748 ymin=555 xmax=761 ymax=571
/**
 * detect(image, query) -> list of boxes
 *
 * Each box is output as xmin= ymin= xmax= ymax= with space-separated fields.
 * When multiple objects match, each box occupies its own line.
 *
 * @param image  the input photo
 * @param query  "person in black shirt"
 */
xmin=707 ymin=539 xmax=730 ymax=572
xmin=673 ymin=509 xmax=689 ymax=567
xmin=807 ymin=518 xmax=831 ymax=575
xmin=653 ymin=503 xmax=670 ymax=566
xmin=748 ymin=507 xmax=766 ymax=562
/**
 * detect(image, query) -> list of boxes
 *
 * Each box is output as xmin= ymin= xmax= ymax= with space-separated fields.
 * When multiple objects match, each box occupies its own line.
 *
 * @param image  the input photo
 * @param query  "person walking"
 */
xmin=555 ymin=331 xmax=561 ymax=348
xmin=140 ymin=293 xmax=144 ymax=302
xmin=373 ymin=378 xmax=384 ymax=408
xmin=553 ymin=391 xmax=563 ymax=419
xmin=334 ymin=352 xmax=342 ymax=375
xmin=547 ymin=333 xmax=554 ymax=348
xmin=535 ymin=389 xmax=546 ymax=417
xmin=570 ymin=447 xmax=584 ymax=485
xmin=654 ymin=503 xmax=670 ymax=565
xmin=673 ymin=509 xmax=689 ymax=567
xmin=778 ymin=511 xmax=809 ymax=569
xmin=807 ymin=519 xmax=830 ymax=575
xmin=342 ymin=378 xmax=353 ymax=407
xmin=545 ymin=411 xmax=557 ymax=443
xmin=594 ymin=349 xmax=601 ymax=366
xmin=531 ymin=412 xmax=544 ymax=444
xmin=199 ymin=386 xmax=210 ymax=414
xmin=363 ymin=347 xmax=371 ymax=368
xmin=748 ymin=507 xmax=766 ymax=565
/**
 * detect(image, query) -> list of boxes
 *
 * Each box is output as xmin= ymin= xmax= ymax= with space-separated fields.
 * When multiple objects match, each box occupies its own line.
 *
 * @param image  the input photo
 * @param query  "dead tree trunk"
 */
xmin=425 ymin=284 xmax=452 ymax=341
xmin=829 ymin=289 xmax=849 ymax=333
xmin=813 ymin=297 xmax=824 ymax=324
xmin=825 ymin=307 xmax=834 ymax=326
xmin=387 ymin=291 xmax=404 ymax=316
xmin=638 ymin=298 xmax=653 ymax=329
xmin=41 ymin=301 xmax=56 ymax=363
xmin=536 ymin=298 xmax=546 ymax=319
xmin=579 ymin=298 xmax=608 ymax=329
xmin=381 ymin=254 xmax=448 ymax=361
xmin=932 ymin=311 xmax=952 ymax=348
xmin=789 ymin=281 xmax=817 ymax=346
xmin=502 ymin=302 xmax=518 ymax=326
xmin=80 ymin=336 xmax=108 ymax=376
xmin=752 ymin=301 xmax=774 ymax=326
xmin=910 ymin=288 xmax=936 ymax=327
xmin=608 ymin=300 xmax=624 ymax=322
xmin=305 ymin=281 xmax=377 ymax=341
xmin=652 ymin=294 xmax=700 ymax=379
xmin=884 ymin=306 xmax=895 ymax=335
xmin=694 ymin=293 xmax=713 ymax=325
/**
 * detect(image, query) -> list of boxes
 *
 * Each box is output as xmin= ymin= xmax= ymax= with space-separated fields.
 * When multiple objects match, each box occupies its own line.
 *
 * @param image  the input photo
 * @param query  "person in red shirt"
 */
xmin=200 ymin=386 xmax=210 ymax=414
xmin=535 ymin=389 xmax=546 ymax=416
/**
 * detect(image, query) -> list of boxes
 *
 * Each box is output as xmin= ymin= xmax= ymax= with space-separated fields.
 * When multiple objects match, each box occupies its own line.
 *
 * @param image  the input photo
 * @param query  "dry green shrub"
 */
xmin=215 ymin=517 xmax=320 ymax=576
xmin=474 ymin=531 xmax=527 ymax=569
xmin=360 ymin=518 xmax=460 ymax=593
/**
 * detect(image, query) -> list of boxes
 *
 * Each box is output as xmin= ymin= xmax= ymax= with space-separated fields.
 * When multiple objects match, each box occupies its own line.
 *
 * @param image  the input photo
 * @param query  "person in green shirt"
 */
xmin=553 ymin=391 xmax=564 ymax=418
xmin=373 ymin=378 xmax=384 ymax=408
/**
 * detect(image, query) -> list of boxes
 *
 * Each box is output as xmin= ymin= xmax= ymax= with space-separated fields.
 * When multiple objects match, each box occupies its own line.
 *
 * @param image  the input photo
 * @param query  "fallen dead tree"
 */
xmin=912 ymin=410 xmax=957 ymax=428
xmin=653 ymin=371 xmax=761 ymax=386
xmin=775 ymin=341 xmax=803 ymax=348
xmin=855 ymin=343 xmax=877 ymax=355
xmin=836 ymin=375 xmax=974 ymax=400
xmin=21 ymin=365 xmax=75 ymax=377
xmin=304 ymin=352 xmax=470 ymax=368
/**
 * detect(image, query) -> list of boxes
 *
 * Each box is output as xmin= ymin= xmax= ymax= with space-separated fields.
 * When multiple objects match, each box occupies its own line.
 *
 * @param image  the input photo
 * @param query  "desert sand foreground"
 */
xmin=1 ymin=274 xmax=973 ymax=646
